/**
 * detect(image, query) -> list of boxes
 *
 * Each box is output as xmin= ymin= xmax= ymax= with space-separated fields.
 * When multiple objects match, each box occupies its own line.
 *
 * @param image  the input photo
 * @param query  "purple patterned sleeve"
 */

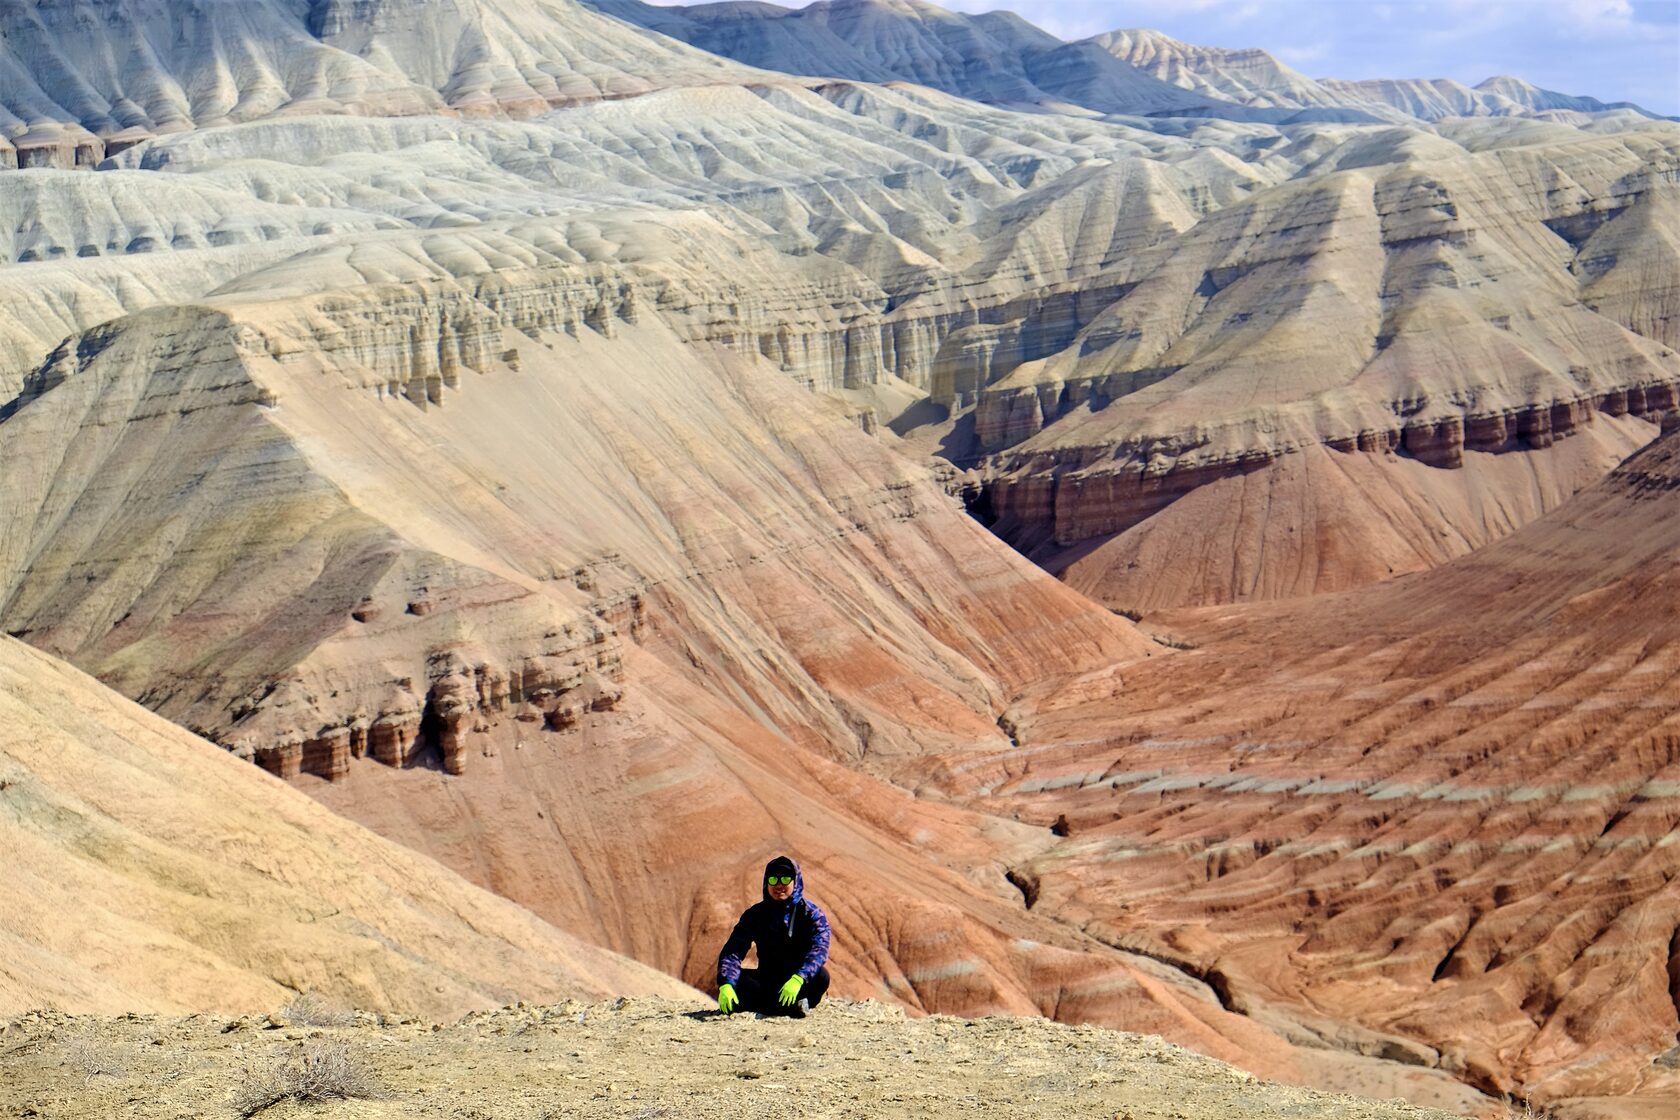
xmin=797 ymin=902 xmax=831 ymax=980
xmin=717 ymin=914 xmax=752 ymax=987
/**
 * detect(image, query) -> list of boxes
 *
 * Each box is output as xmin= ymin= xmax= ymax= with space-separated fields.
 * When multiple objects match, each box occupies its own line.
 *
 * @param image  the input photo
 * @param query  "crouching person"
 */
xmin=716 ymin=855 xmax=831 ymax=1018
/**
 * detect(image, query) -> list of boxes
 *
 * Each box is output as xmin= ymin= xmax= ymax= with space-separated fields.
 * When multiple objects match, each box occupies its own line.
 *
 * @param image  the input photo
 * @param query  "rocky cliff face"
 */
xmin=969 ymin=126 xmax=1680 ymax=607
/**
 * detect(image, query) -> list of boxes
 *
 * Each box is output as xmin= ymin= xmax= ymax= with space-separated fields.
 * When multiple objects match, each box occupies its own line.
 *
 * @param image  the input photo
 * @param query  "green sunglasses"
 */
xmin=766 ymin=875 xmax=794 ymax=885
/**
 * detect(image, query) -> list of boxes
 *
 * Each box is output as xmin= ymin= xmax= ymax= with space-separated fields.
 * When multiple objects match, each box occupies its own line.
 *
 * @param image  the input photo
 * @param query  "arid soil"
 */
xmin=0 ymin=997 xmax=1461 ymax=1120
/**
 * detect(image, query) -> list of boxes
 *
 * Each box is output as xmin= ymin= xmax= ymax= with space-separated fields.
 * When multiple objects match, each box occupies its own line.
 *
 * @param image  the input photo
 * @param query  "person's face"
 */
xmin=767 ymin=873 xmax=794 ymax=901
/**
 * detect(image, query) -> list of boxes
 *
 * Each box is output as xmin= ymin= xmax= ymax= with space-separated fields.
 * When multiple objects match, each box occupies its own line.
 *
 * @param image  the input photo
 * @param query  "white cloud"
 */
xmin=1558 ymin=0 xmax=1643 ymax=38
xmin=1566 ymin=0 xmax=1635 ymax=21
xmin=1276 ymin=41 xmax=1331 ymax=64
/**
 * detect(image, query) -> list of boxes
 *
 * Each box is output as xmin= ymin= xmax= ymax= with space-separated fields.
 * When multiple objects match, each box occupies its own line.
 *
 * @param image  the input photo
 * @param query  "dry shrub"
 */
xmin=278 ymin=991 xmax=355 ymax=1028
xmin=60 ymin=1033 xmax=127 ymax=1082
xmin=232 ymin=1038 xmax=380 ymax=1117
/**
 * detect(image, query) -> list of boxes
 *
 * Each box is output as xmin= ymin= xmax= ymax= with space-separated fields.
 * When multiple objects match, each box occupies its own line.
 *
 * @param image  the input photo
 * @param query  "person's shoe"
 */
xmin=789 ymin=997 xmax=809 ymax=1019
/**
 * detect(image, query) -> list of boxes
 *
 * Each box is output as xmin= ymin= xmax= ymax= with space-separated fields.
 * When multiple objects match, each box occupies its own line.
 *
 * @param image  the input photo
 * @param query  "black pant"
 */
xmin=731 ymin=966 xmax=829 ymax=1015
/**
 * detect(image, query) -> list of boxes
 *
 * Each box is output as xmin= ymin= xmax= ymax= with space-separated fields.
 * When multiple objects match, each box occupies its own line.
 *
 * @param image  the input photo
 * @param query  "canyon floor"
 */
xmin=0 ymin=997 xmax=1465 ymax=1120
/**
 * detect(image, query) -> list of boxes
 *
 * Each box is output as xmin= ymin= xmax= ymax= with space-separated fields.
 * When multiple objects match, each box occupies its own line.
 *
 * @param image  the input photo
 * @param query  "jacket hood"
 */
xmin=761 ymin=855 xmax=804 ymax=917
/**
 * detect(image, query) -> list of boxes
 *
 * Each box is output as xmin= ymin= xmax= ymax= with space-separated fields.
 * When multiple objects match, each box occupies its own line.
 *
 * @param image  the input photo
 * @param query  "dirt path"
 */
xmin=2 ymin=997 xmax=1459 ymax=1120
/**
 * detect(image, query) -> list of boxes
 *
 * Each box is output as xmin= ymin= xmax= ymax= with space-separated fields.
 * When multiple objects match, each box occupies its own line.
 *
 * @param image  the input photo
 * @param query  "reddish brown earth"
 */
xmin=906 ymin=428 xmax=1680 ymax=1116
xmin=0 ymin=286 xmax=1495 ymax=1111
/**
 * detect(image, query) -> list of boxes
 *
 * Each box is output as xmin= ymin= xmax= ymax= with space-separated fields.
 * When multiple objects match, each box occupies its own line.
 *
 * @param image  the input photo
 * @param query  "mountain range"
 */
xmin=592 ymin=0 xmax=1674 ymax=124
xmin=0 ymin=1 xmax=1676 ymax=1116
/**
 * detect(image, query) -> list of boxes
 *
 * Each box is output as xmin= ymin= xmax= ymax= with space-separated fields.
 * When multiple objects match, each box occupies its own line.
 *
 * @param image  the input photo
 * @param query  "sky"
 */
xmin=649 ymin=0 xmax=1680 ymax=116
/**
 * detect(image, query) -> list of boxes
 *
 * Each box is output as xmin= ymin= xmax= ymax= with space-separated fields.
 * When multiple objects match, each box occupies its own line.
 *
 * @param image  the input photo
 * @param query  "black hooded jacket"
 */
xmin=716 ymin=856 xmax=831 ymax=986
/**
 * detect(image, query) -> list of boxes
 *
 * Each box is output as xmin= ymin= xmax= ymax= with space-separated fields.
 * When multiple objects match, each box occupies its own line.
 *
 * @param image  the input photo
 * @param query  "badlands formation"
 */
xmin=914 ymin=429 xmax=1680 ymax=1117
xmin=0 ymin=0 xmax=1676 ymax=1116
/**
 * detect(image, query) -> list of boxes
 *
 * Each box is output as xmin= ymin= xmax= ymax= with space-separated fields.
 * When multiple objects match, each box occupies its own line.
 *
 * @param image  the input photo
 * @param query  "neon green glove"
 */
xmin=777 ymin=976 xmax=804 ymax=1007
xmin=717 ymin=983 xmax=738 ymax=1014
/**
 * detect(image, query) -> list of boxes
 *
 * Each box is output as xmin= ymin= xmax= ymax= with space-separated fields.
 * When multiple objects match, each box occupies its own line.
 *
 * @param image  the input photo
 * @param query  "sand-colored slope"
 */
xmin=910 ymin=429 xmax=1680 ymax=1113
xmin=1050 ymin=429 xmax=1653 ymax=609
xmin=0 ymin=634 xmax=693 ymax=1017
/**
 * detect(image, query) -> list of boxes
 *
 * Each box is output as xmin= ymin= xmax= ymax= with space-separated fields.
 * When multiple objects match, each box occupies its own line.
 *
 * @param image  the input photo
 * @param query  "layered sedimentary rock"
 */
xmin=0 ymin=0 xmax=760 ymax=168
xmin=970 ymin=124 xmax=1680 ymax=607
xmin=2 ymin=263 xmax=1158 ymax=762
xmin=7 ymin=66 xmax=1669 ymax=625
xmin=0 ymin=75 xmax=1259 ymax=404
xmin=0 ymin=634 xmax=693 ymax=1016
xmin=906 ymin=429 xmax=1680 ymax=1116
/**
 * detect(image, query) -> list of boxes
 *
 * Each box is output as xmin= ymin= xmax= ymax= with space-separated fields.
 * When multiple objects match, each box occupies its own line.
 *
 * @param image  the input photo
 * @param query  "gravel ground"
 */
xmin=1 ymin=997 xmax=1461 ymax=1120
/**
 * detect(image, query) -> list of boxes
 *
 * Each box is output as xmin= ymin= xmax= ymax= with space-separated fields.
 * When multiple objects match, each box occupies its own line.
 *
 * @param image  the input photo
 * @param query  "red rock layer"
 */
xmin=1043 ymin=419 xmax=1655 ymax=610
